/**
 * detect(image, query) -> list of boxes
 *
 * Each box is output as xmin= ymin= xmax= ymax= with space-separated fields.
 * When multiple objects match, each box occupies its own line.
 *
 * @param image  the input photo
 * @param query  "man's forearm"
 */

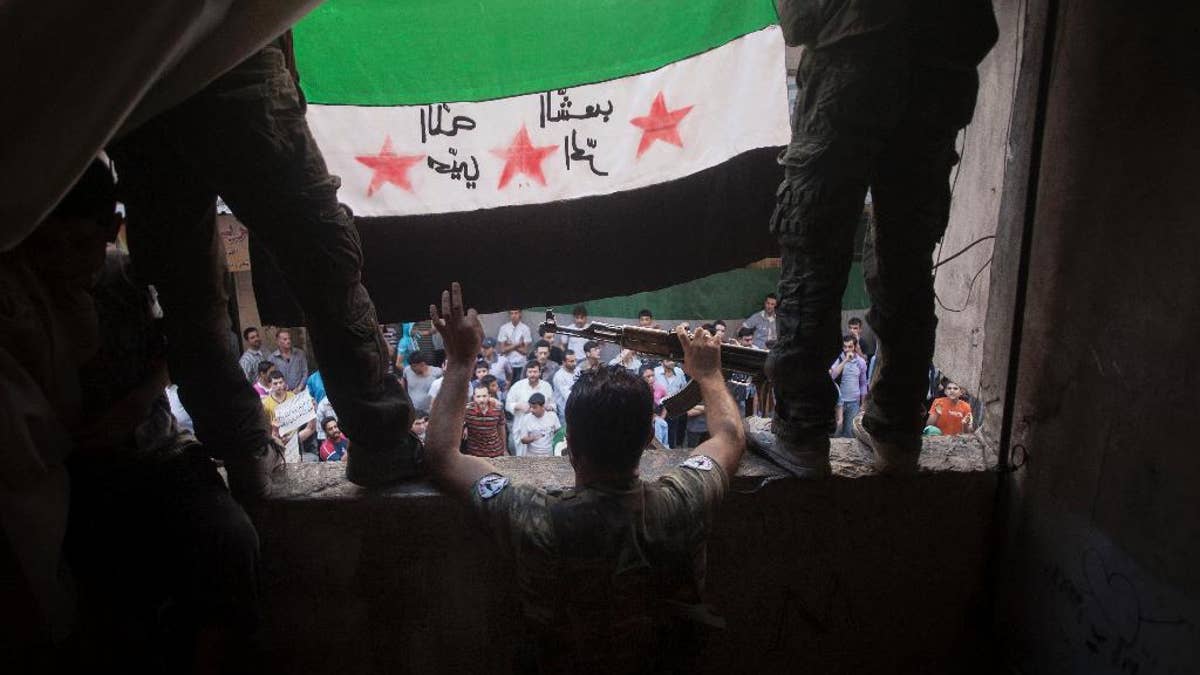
xmin=696 ymin=373 xmax=743 ymax=443
xmin=425 ymin=363 xmax=473 ymax=475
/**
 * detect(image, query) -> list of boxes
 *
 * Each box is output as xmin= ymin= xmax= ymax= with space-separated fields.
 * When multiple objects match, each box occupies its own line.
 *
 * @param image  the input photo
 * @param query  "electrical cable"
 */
xmin=934 ymin=255 xmax=994 ymax=313
xmin=932 ymin=234 xmax=996 ymax=270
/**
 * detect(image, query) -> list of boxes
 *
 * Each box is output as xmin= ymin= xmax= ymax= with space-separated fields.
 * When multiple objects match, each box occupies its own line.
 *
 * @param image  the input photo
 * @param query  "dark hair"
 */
xmin=572 ymin=304 xmax=588 ymax=317
xmin=583 ymin=340 xmax=599 ymax=353
xmin=408 ymin=351 xmax=427 ymax=366
xmin=268 ymin=370 xmax=286 ymax=383
xmin=848 ymin=317 xmax=863 ymax=327
xmin=321 ymin=416 xmax=338 ymax=432
xmin=765 ymin=293 xmax=777 ymax=301
xmin=480 ymin=374 xmax=498 ymax=387
xmin=637 ymin=309 xmax=653 ymax=318
xmin=524 ymin=360 xmax=541 ymax=372
xmin=540 ymin=327 xmax=555 ymax=337
xmin=564 ymin=349 xmax=576 ymax=357
xmin=700 ymin=323 xmax=714 ymax=334
xmin=737 ymin=326 xmax=755 ymax=339
xmin=534 ymin=339 xmax=551 ymax=349
xmin=276 ymin=328 xmax=291 ymax=338
xmin=654 ymin=403 xmax=665 ymax=416
xmin=528 ymin=393 xmax=546 ymax=406
xmin=414 ymin=409 xmax=430 ymax=421
xmin=257 ymin=360 xmax=274 ymax=374
xmin=243 ymin=326 xmax=259 ymax=340
xmin=842 ymin=335 xmax=858 ymax=346
xmin=639 ymin=364 xmax=656 ymax=376
xmin=713 ymin=319 xmax=727 ymax=329
xmin=566 ymin=367 xmax=653 ymax=473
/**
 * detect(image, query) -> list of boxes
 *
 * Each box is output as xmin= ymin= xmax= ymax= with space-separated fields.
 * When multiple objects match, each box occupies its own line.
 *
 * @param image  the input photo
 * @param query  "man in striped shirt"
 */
xmin=464 ymin=385 xmax=507 ymax=458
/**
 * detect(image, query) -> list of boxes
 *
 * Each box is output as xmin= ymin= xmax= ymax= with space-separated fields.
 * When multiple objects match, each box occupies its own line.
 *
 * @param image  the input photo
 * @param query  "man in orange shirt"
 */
xmin=927 ymin=381 xmax=974 ymax=436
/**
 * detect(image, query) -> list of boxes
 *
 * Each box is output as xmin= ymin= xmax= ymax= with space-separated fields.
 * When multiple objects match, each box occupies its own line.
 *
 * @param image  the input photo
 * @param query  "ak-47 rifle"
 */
xmin=540 ymin=310 xmax=768 ymax=417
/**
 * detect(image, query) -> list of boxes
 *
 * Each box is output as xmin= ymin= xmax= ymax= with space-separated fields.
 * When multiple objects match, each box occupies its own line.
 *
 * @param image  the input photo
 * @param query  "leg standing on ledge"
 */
xmin=751 ymin=1 xmax=998 ymax=476
xmin=112 ymin=34 xmax=422 ymax=498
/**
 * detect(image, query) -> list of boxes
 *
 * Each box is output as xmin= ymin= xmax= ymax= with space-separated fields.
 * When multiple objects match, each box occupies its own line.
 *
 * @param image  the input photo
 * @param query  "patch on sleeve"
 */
xmin=680 ymin=455 xmax=715 ymax=471
xmin=476 ymin=473 xmax=510 ymax=500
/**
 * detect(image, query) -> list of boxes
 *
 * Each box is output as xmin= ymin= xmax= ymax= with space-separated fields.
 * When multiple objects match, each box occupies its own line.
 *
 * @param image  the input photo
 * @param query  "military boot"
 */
xmin=225 ymin=438 xmax=287 ymax=503
xmin=345 ymin=431 xmax=424 ymax=488
xmin=852 ymin=411 xmax=921 ymax=475
xmin=744 ymin=415 xmax=832 ymax=478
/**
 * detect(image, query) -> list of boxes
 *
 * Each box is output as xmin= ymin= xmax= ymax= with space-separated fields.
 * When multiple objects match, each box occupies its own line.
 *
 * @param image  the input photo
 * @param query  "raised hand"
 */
xmin=675 ymin=325 xmax=722 ymax=381
xmin=429 ymin=282 xmax=484 ymax=364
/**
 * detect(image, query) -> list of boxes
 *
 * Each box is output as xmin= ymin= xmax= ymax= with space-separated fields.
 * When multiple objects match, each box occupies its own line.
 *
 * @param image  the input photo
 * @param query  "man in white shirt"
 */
xmin=497 ymin=309 xmax=532 ymax=380
xmin=512 ymin=393 xmax=561 ymax=457
xmin=403 ymin=351 xmax=443 ymax=412
xmin=561 ymin=304 xmax=592 ymax=361
xmin=505 ymin=361 xmax=556 ymax=434
xmin=551 ymin=350 xmax=581 ymax=423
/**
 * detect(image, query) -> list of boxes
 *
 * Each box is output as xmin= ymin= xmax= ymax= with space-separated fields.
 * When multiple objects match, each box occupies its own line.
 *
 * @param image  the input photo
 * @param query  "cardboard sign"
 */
xmin=274 ymin=390 xmax=316 ymax=434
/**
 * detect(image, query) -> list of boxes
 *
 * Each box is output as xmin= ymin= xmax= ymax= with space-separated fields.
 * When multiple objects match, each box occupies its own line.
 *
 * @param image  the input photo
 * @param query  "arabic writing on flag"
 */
xmin=252 ymin=0 xmax=791 ymax=322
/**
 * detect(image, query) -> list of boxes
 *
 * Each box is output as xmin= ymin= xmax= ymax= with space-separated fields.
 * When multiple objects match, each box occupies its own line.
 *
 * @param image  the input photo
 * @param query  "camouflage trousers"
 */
xmin=112 ymin=42 xmax=413 ymax=460
xmin=767 ymin=46 xmax=980 ymax=445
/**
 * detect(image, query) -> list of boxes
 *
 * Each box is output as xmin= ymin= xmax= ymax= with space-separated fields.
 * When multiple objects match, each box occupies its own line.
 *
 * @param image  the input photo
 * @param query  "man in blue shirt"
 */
xmin=829 ymin=335 xmax=868 ymax=438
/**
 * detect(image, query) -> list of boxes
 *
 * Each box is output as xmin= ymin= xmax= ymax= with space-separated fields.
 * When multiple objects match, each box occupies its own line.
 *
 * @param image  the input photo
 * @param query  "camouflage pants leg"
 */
xmin=112 ymin=132 xmax=272 ymax=459
xmin=861 ymin=67 xmax=978 ymax=443
xmin=768 ymin=47 xmax=977 ymax=444
xmin=118 ymin=43 xmax=414 ymax=458
xmin=767 ymin=48 xmax=903 ymax=442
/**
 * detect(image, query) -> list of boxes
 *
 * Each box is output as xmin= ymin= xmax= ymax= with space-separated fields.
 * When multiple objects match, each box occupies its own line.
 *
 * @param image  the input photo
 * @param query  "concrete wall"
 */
xmin=994 ymin=2 xmax=1200 ymax=673
xmin=253 ymin=441 xmax=997 ymax=674
xmin=931 ymin=0 xmax=1025 ymax=398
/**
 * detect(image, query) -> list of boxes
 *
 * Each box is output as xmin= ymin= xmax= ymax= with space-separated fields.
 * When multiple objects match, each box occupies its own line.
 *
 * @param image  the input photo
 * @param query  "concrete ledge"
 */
xmin=268 ymin=433 xmax=996 ymax=500
xmin=252 ymin=436 xmax=998 ymax=674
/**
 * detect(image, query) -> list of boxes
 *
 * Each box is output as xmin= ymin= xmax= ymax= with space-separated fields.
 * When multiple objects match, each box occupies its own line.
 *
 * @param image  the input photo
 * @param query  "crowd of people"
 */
xmin=225 ymin=295 xmax=976 ymax=465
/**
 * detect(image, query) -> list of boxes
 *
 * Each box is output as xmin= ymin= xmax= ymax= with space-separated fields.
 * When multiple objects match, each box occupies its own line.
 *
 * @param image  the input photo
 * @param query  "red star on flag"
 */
xmin=355 ymin=136 xmax=425 ymax=196
xmin=630 ymin=92 xmax=694 ymax=158
xmin=491 ymin=125 xmax=558 ymax=189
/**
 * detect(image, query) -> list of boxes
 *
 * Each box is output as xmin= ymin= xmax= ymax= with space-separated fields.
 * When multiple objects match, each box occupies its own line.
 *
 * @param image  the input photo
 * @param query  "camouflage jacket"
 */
xmin=471 ymin=455 xmax=728 ymax=673
xmin=776 ymin=0 xmax=998 ymax=70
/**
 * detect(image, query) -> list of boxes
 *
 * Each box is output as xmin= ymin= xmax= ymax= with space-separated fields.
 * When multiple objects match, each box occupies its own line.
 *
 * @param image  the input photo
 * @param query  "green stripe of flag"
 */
xmin=294 ymin=0 xmax=779 ymax=106
xmin=543 ymin=263 xmax=870 ymax=321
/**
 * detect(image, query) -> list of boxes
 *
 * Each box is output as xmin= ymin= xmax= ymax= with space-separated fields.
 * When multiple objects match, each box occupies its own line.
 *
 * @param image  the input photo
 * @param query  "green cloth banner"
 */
xmin=293 ymin=0 xmax=779 ymax=105
xmin=543 ymin=263 xmax=869 ymax=320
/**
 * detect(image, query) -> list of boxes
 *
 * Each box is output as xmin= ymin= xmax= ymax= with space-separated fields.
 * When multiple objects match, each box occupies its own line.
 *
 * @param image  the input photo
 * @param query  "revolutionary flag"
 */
xmin=257 ymin=0 xmax=789 ymax=322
